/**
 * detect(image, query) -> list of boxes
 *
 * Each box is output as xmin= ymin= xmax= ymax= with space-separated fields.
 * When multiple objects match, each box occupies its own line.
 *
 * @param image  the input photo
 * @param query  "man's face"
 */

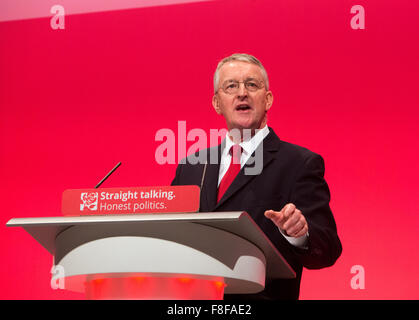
xmin=212 ymin=61 xmax=273 ymax=133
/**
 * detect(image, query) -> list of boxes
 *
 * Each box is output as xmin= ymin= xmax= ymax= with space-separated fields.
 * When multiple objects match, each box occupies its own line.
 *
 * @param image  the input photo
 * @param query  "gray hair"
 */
xmin=213 ymin=53 xmax=270 ymax=93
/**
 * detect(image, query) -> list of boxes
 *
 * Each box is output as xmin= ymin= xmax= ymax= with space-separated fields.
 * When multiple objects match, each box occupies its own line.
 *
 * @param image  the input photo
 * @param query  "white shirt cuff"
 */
xmin=278 ymin=228 xmax=309 ymax=249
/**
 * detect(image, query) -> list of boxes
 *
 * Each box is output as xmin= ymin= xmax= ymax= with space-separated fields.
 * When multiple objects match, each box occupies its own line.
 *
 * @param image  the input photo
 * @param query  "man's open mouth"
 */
xmin=235 ymin=104 xmax=252 ymax=111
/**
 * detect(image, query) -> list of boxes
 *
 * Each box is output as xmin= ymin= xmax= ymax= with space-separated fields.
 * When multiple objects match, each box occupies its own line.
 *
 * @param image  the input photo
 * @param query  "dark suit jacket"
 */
xmin=171 ymin=128 xmax=342 ymax=300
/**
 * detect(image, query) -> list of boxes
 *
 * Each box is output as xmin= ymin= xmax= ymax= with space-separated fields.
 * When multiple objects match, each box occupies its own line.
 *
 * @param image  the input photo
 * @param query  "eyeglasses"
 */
xmin=218 ymin=78 xmax=265 ymax=95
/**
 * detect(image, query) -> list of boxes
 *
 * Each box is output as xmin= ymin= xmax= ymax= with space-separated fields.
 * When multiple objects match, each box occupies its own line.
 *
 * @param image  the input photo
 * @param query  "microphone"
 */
xmin=94 ymin=162 xmax=122 ymax=188
xmin=198 ymin=161 xmax=208 ymax=212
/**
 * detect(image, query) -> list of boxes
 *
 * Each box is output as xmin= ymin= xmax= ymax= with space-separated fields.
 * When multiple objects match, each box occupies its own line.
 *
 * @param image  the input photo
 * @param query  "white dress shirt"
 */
xmin=218 ymin=125 xmax=308 ymax=249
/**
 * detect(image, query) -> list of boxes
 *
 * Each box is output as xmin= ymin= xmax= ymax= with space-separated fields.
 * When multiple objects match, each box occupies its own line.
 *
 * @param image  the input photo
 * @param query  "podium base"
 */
xmin=84 ymin=275 xmax=225 ymax=300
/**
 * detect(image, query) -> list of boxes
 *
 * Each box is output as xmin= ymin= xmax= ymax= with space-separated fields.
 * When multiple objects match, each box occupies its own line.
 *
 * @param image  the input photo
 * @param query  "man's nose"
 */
xmin=237 ymin=82 xmax=248 ymax=97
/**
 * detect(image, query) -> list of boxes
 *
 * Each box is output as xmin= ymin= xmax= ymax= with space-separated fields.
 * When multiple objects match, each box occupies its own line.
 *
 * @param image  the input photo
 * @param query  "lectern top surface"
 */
xmin=7 ymin=211 xmax=243 ymax=227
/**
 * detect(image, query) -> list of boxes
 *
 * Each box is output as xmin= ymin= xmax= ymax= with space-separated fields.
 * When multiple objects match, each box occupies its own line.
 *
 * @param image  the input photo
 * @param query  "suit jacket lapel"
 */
xmin=214 ymin=128 xmax=280 ymax=210
xmin=200 ymin=143 xmax=223 ymax=212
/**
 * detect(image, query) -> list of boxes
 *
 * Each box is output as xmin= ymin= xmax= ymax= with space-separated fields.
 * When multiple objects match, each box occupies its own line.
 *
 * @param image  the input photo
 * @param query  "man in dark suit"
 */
xmin=171 ymin=53 xmax=342 ymax=300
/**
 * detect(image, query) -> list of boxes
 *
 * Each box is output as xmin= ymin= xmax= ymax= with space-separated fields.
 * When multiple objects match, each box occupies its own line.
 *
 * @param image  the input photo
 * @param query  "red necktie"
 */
xmin=217 ymin=144 xmax=242 ymax=202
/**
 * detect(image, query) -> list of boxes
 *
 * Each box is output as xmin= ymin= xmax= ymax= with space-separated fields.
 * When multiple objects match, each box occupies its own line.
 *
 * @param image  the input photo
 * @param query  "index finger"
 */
xmin=264 ymin=209 xmax=285 ymax=223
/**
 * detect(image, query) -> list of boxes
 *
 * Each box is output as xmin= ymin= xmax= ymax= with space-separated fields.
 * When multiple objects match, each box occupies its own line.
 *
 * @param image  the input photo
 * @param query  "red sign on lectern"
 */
xmin=62 ymin=185 xmax=200 ymax=216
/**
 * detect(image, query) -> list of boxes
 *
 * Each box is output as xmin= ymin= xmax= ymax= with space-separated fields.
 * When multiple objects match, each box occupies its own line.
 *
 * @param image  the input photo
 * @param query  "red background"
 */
xmin=1 ymin=0 xmax=418 ymax=299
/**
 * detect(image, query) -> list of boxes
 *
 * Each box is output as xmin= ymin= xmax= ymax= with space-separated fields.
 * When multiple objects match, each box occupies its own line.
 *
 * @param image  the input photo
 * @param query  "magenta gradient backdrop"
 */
xmin=1 ymin=0 xmax=418 ymax=299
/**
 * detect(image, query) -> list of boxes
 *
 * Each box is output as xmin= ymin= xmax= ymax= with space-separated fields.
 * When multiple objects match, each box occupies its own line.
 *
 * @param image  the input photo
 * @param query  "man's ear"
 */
xmin=265 ymin=91 xmax=274 ymax=111
xmin=212 ymin=94 xmax=222 ymax=115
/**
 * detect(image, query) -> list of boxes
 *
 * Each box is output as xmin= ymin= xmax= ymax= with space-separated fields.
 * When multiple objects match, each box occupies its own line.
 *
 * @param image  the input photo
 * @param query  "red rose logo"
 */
xmin=80 ymin=192 xmax=98 ymax=211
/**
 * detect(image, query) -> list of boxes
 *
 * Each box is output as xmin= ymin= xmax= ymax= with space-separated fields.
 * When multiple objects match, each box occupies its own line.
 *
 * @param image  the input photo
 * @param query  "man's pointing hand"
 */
xmin=264 ymin=203 xmax=308 ymax=238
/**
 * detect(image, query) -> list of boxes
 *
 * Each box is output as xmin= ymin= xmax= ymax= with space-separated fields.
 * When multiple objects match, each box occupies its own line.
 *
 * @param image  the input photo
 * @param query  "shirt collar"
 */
xmin=225 ymin=125 xmax=270 ymax=156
